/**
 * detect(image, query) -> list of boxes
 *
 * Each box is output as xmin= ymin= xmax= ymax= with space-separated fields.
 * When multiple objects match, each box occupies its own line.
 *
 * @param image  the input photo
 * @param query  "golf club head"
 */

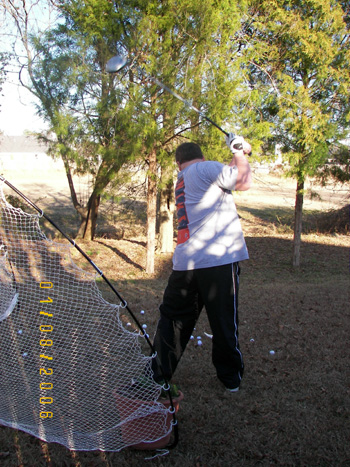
xmin=106 ymin=55 xmax=128 ymax=73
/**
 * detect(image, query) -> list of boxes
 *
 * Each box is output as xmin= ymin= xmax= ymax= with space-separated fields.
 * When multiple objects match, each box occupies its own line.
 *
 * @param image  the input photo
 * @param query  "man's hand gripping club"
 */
xmin=225 ymin=132 xmax=252 ymax=191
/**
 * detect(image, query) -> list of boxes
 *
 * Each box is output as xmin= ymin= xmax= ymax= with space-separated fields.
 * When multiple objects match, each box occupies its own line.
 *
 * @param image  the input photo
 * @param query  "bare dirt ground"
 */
xmin=0 ymin=166 xmax=349 ymax=466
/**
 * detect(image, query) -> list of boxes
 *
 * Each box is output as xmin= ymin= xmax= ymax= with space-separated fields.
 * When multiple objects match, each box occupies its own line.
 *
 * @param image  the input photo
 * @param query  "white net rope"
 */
xmin=0 ymin=182 xmax=172 ymax=451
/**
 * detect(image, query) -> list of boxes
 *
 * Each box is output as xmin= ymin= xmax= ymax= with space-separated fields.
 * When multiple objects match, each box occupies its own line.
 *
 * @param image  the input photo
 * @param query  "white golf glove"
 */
xmin=225 ymin=133 xmax=244 ymax=153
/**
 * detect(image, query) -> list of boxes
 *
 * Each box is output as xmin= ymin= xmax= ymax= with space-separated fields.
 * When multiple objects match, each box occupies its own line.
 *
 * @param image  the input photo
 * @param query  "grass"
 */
xmin=0 ymin=173 xmax=349 ymax=466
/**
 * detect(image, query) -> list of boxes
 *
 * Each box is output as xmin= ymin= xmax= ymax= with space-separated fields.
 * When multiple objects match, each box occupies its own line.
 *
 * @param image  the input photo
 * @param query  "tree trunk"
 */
xmin=76 ymin=191 xmax=101 ymax=240
xmin=293 ymin=179 xmax=304 ymax=267
xmin=62 ymin=157 xmax=90 ymax=239
xmin=158 ymin=168 xmax=175 ymax=253
xmin=146 ymin=149 xmax=158 ymax=274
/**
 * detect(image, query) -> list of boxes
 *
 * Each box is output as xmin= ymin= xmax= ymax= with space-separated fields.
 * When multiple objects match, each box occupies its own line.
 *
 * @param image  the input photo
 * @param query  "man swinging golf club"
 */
xmin=106 ymin=53 xmax=252 ymax=392
xmin=152 ymin=133 xmax=252 ymax=392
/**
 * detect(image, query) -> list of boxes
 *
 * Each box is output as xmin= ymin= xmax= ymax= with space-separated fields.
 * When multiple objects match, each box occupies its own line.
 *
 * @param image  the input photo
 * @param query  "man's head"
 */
xmin=175 ymin=142 xmax=204 ymax=166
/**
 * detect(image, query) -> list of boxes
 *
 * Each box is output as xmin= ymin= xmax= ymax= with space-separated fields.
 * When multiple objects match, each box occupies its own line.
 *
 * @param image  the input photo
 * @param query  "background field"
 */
xmin=0 ymin=169 xmax=349 ymax=466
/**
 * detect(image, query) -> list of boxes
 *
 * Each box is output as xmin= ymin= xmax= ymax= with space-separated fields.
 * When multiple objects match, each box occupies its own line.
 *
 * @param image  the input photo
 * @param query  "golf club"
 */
xmin=106 ymin=55 xmax=229 ymax=136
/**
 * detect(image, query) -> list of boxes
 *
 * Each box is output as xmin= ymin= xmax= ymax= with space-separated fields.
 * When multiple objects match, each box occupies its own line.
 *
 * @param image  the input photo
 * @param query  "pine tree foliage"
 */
xmin=1 ymin=0 xmax=146 ymax=239
xmin=32 ymin=0 xmax=147 ymax=239
xmin=109 ymin=0 xmax=253 ymax=271
xmin=242 ymin=0 xmax=350 ymax=265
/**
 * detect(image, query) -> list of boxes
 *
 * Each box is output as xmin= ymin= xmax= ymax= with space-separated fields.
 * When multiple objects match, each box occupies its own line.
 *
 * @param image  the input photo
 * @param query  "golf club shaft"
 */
xmin=149 ymin=75 xmax=229 ymax=136
xmin=106 ymin=55 xmax=229 ymax=136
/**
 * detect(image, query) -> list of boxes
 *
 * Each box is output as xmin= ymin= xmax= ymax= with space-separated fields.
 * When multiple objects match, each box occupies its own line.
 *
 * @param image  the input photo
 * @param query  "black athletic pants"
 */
xmin=152 ymin=262 xmax=244 ymax=389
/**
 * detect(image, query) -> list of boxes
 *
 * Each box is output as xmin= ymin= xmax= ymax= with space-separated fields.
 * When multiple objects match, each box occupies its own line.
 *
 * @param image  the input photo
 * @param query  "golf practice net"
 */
xmin=0 ymin=178 xmax=174 ymax=451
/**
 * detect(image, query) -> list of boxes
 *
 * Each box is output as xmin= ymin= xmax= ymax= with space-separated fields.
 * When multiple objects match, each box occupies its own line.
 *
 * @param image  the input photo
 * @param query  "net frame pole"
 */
xmin=0 ymin=175 xmax=179 ymax=449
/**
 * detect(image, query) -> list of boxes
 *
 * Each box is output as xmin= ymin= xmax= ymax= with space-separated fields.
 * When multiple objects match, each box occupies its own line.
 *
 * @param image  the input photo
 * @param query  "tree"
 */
xmin=116 ymin=0 xmax=255 ymax=272
xmin=244 ymin=0 xmax=350 ymax=266
xmin=0 ymin=51 xmax=9 ymax=117
xmin=2 ymin=0 xmax=144 ymax=239
xmin=318 ymin=142 xmax=350 ymax=184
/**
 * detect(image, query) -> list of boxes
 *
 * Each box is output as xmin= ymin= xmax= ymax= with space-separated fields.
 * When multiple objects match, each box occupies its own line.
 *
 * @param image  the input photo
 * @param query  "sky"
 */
xmin=0 ymin=0 xmax=57 ymax=136
xmin=0 ymin=79 xmax=48 ymax=136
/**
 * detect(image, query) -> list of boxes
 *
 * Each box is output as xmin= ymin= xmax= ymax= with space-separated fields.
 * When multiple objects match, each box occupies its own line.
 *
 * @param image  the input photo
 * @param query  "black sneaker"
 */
xmin=226 ymin=386 xmax=239 ymax=393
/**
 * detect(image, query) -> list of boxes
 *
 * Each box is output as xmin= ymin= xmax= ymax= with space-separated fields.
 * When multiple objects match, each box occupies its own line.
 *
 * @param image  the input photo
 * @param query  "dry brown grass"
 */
xmin=0 ymin=173 xmax=349 ymax=466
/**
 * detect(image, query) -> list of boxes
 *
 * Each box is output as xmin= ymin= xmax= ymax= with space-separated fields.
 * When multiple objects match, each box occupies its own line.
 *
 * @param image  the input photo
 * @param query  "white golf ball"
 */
xmin=142 ymin=324 xmax=147 ymax=329
xmin=269 ymin=350 xmax=275 ymax=355
xmin=197 ymin=340 xmax=202 ymax=346
xmin=140 ymin=310 xmax=145 ymax=315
